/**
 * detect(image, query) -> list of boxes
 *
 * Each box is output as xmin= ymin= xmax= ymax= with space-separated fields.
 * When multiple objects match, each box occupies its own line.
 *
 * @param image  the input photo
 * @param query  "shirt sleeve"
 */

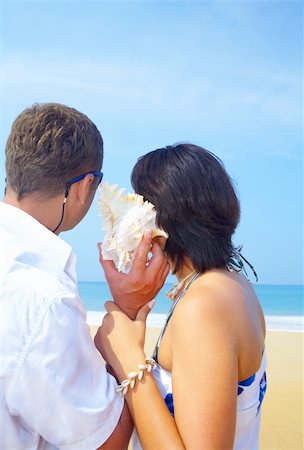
xmin=6 ymin=292 xmax=124 ymax=450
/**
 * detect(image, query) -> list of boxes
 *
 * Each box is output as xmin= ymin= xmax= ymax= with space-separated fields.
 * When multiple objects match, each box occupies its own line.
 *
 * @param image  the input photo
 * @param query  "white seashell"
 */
xmin=128 ymin=371 xmax=138 ymax=379
xmin=145 ymin=358 xmax=156 ymax=367
xmin=122 ymin=386 xmax=129 ymax=396
xmin=130 ymin=378 xmax=136 ymax=389
xmin=116 ymin=386 xmax=125 ymax=397
xmin=98 ymin=182 xmax=168 ymax=272
xmin=138 ymin=370 xmax=144 ymax=381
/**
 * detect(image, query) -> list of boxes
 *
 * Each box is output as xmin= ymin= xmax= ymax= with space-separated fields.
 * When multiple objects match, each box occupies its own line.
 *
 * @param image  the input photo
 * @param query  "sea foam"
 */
xmin=86 ymin=311 xmax=303 ymax=332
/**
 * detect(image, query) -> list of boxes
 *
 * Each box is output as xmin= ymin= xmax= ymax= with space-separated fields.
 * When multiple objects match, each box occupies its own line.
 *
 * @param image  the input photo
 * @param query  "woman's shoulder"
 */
xmin=171 ymin=270 xmax=265 ymax=362
xmin=171 ymin=269 xmax=262 ymax=338
xmin=175 ymin=270 xmax=245 ymax=314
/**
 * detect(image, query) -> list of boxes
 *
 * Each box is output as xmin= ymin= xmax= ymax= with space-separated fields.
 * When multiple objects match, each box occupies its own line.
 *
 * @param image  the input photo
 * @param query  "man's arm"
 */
xmin=98 ymin=230 xmax=170 ymax=319
xmin=6 ymin=294 xmax=126 ymax=450
xmin=98 ymin=402 xmax=133 ymax=450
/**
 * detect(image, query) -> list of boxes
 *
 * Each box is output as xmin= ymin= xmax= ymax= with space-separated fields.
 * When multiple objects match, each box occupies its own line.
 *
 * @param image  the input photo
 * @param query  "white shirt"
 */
xmin=0 ymin=202 xmax=124 ymax=450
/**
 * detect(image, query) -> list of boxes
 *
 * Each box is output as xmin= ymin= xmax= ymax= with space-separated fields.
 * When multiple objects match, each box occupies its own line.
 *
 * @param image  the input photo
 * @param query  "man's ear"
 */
xmin=76 ymin=173 xmax=95 ymax=205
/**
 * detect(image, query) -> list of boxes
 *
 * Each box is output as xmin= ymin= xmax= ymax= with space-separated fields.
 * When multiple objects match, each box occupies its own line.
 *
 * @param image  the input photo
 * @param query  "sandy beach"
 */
xmin=90 ymin=326 xmax=303 ymax=449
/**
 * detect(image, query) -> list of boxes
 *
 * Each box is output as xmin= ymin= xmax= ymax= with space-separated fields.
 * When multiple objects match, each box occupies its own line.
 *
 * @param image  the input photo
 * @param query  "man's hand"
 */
xmin=98 ymin=230 xmax=170 ymax=319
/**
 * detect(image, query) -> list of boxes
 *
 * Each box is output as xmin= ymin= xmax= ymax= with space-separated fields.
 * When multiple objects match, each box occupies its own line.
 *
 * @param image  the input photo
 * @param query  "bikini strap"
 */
xmin=152 ymin=272 xmax=201 ymax=363
xmin=227 ymin=249 xmax=258 ymax=283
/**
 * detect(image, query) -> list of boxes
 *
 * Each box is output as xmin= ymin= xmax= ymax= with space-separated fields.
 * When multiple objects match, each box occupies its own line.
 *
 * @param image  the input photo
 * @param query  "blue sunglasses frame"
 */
xmin=52 ymin=170 xmax=103 ymax=233
xmin=66 ymin=170 xmax=103 ymax=187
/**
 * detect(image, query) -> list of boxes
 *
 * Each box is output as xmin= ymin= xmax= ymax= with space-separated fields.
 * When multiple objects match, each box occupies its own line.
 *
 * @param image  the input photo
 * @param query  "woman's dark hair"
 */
xmin=131 ymin=143 xmax=240 ymax=274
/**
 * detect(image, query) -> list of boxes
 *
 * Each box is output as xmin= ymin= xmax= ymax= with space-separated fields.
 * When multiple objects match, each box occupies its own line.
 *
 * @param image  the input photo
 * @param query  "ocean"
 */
xmin=79 ymin=281 xmax=303 ymax=332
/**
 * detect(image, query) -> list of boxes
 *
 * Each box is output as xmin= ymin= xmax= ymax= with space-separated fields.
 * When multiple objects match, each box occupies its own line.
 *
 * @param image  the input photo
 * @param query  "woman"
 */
xmin=95 ymin=143 xmax=267 ymax=450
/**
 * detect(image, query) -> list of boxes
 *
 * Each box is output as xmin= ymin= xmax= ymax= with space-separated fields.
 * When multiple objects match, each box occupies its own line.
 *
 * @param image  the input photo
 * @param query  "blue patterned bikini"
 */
xmin=132 ymin=271 xmax=267 ymax=450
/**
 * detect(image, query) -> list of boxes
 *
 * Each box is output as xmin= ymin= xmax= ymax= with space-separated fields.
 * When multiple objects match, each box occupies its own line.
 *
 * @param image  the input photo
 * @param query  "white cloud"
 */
xmin=0 ymin=55 xmax=301 ymax=162
xmin=1 ymin=56 xmax=300 ymax=121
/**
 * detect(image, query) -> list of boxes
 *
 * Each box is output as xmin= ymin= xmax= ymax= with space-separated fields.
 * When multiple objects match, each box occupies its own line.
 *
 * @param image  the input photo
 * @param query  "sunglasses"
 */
xmin=52 ymin=170 xmax=103 ymax=233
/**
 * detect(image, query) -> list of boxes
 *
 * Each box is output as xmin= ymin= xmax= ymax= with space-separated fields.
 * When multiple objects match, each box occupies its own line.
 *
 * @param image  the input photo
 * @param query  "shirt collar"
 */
xmin=0 ymin=201 xmax=74 ymax=276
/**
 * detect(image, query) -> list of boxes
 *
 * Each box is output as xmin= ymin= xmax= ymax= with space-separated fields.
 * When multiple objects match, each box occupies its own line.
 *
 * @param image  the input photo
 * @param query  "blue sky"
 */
xmin=0 ymin=0 xmax=302 ymax=284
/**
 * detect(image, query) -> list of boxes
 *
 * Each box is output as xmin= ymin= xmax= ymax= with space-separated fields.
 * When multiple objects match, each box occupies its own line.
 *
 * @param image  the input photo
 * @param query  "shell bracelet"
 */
xmin=116 ymin=357 xmax=157 ymax=397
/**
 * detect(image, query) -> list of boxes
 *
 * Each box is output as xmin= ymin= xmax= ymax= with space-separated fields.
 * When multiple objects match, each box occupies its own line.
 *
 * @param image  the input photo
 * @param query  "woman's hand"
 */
xmin=95 ymin=302 xmax=185 ymax=450
xmin=97 ymin=230 xmax=170 ymax=319
xmin=94 ymin=300 xmax=155 ymax=381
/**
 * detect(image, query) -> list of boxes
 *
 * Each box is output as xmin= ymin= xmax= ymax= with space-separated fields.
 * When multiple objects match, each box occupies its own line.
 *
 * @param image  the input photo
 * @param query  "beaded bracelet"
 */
xmin=116 ymin=357 xmax=156 ymax=397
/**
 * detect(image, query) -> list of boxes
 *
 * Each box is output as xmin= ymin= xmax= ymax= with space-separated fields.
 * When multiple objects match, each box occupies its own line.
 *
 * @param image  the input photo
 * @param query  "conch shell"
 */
xmin=98 ymin=182 xmax=168 ymax=272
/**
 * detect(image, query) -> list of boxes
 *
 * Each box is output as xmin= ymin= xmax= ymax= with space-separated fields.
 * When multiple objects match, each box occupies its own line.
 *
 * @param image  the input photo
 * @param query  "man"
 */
xmin=0 ymin=103 xmax=169 ymax=449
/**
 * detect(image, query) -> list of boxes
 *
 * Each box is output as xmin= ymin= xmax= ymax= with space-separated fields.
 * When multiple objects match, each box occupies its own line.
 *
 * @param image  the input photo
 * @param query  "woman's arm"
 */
xmin=94 ymin=289 xmax=239 ymax=450
xmin=170 ymin=289 xmax=239 ymax=450
xmin=94 ymin=302 xmax=185 ymax=450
